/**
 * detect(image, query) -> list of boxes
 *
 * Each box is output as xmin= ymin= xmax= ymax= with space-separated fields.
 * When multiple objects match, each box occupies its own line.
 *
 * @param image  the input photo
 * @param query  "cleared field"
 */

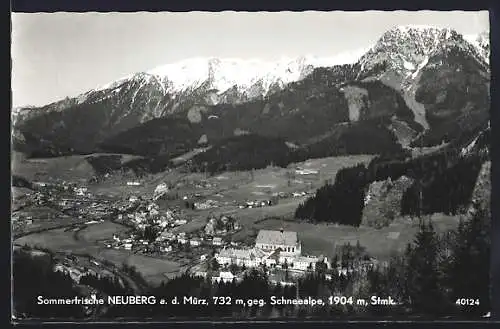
xmin=290 ymin=155 xmax=374 ymax=179
xmin=76 ymin=221 xmax=130 ymax=241
xmin=249 ymin=214 xmax=461 ymax=261
xmin=15 ymin=228 xmax=97 ymax=253
xmin=15 ymin=221 xmax=182 ymax=286
xmin=95 ymin=249 xmax=182 ymax=286
xmin=12 ymin=153 xmax=145 ymax=183
xmin=91 ymin=155 xmax=374 ymax=202
xmin=12 ymin=155 xmax=97 ymax=182
xmin=164 ymin=155 xmax=375 ymax=240
xmin=127 ymin=255 xmax=182 ymax=279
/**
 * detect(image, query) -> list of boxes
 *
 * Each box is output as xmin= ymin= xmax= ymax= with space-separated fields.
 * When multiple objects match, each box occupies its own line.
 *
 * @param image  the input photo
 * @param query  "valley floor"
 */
xmin=12 ymin=153 xmax=461 ymax=286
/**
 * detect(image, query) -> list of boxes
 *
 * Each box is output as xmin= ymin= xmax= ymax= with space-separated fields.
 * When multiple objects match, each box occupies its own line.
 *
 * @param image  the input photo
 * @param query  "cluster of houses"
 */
xmin=116 ymin=197 xmax=188 ymax=231
xmin=295 ymin=168 xmax=319 ymax=176
xmin=237 ymin=199 xmax=273 ymax=209
xmin=74 ymin=186 xmax=90 ymax=197
xmin=156 ymin=231 xmax=230 ymax=249
xmin=204 ymin=215 xmax=241 ymax=235
xmin=106 ymin=233 xmax=160 ymax=252
xmin=53 ymin=255 xmax=118 ymax=285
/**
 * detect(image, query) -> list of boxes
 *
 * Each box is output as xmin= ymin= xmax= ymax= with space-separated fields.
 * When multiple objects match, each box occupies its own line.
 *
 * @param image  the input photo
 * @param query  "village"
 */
xmin=12 ymin=173 xmax=381 ymax=289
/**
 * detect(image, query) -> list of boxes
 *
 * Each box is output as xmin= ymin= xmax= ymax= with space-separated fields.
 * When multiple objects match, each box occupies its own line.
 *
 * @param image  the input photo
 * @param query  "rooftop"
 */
xmin=218 ymin=247 xmax=268 ymax=260
xmin=256 ymin=230 xmax=298 ymax=247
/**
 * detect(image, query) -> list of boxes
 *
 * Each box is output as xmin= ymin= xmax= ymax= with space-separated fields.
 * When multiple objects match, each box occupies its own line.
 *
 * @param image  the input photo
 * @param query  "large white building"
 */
xmin=255 ymin=229 xmax=302 ymax=258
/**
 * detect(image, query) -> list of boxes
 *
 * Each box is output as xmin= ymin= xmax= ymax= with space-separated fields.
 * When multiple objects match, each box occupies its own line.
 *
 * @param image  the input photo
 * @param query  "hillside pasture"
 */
xmin=96 ymin=248 xmax=183 ymax=286
xmin=11 ymin=153 xmax=145 ymax=183
xmin=76 ymin=221 xmax=131 ymax=241
xmin=246 ymin=214 xmax=461 ymax=261
xmin=12 ymin=155 xmax=96 ymax=182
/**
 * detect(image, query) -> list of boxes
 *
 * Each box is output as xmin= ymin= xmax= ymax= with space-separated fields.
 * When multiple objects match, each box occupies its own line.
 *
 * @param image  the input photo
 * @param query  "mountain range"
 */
xmin=12 ymin=25 xmax=490 ymax=173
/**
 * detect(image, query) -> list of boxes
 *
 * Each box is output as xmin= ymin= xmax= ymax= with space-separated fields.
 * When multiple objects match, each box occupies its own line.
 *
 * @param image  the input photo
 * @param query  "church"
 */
xmin=254 ymin=229 xmax=302 ymax=258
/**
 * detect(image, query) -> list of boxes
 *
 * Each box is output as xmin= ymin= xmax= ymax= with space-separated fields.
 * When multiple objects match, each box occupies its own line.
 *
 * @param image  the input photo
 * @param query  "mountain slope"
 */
xmin=356 ymin=26 xmax=489 ymax=148
xmin=12 ymin=26 xmax=490 ymax=166
xmin=12 ymin=57 xmax=353 ymax=157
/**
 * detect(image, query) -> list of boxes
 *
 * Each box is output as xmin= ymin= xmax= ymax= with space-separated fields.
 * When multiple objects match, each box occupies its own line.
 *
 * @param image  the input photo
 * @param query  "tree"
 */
xmin=315 ymin=259 xmax=327 ymax=278
xmin=13 ymin=251 xmax=85 ymax=319
xmin=404 ymin=220 xmax=446 ymax=315
xmin=229 ymin=262 xmax=239 ymax=274
xmin=443 ymin=202 xmax=491 ymax=315
xmin=209 ymin=258 xmax=220 ymax=272
xmin=143 ymin=225 xmax=159 ymax=242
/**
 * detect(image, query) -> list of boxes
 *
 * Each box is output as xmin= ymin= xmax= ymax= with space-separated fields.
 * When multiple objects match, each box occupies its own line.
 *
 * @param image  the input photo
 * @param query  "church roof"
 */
xmin=255 ymin=230 xmax=298 ymax=246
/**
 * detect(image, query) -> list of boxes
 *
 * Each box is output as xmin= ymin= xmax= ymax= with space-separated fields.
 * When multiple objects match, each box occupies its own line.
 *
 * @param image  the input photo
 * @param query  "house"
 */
xmin=190 ymin=239 xmax=201 ymax=247
xmin=255 ymin=229 xmax=302 ymax=257
xmin=74 ymin=187 xmax=88 ymax=196
xmin=161 ymin=246 xmax=172 ymax=253
xmin=212 ymin=271 xmax=236 ymax=284
xmin=174 ymin=219 xmax=187 ymax=226
xmin=295 ymin=168 xmax=319 ymax=175
xmin=157 ymin=231 xmax=175 ymax=242
xmin=216 ymin=247 xmax=268 ymax=268
xmin=291 ymin=255 xmax=319 ymax=271
xmin=194 ymin=271 xmax=207 ymax=278
xmin=212 ymin=237 xmax=223 ymax=246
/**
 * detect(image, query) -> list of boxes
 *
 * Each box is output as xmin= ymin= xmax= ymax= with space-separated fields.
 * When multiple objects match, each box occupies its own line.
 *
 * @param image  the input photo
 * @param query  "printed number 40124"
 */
xmin=455 ymin=298 xmax=480 ymax=306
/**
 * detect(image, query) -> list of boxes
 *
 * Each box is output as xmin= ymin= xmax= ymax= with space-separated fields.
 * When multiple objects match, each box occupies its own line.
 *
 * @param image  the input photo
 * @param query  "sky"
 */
xmin=11 ymin=10 xmax=489 ymax=108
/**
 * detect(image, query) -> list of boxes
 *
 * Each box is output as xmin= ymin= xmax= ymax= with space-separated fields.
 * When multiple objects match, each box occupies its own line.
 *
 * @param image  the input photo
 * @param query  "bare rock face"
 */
xmin=361 ymin=175 xmax=414 ymax=228
xmin=470 ymin=161 xmax=491 ymax=213
xmin=340 ymin=85 xmax=369 ymax=121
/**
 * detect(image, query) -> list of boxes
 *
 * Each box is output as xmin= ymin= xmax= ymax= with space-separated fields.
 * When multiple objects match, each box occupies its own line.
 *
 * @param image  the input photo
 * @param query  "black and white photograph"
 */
xmin=11 ymin=10 xmax=492 ymax=321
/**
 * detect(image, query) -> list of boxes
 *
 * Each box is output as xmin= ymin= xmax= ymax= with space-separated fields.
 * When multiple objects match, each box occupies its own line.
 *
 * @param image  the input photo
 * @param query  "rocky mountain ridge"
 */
xmin=12 ymin=26 xmax=490 ymax=164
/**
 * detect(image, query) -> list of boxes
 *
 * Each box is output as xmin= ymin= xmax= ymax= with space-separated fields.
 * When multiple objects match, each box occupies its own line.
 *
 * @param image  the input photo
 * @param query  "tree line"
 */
xmin=295 ymin=146 xmax=487 ymax=225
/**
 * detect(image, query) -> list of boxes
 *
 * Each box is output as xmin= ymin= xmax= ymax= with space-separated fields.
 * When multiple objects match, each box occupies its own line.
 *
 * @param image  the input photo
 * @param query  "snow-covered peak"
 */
xmin=375 ymin=25 xmax=463 ymax=54
xmin=94 ymin=74 xmax=135 ymax=92
xmin=137 ymin=54 xmax=359 ymax=95
xmin=146 ymin=55 xmax=358 ymax=95
xmin=465 ymin=31 xmax=490 ymax=62
xmin=358 ymin=25 xmax=484 ymax=77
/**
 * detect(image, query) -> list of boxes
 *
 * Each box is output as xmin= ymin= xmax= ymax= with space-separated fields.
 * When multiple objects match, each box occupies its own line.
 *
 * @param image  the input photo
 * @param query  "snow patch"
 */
xmin=403 ymin=61 xmax=415 ymax=70
xmin=411 ymin=56 xmax=429 ymax=80
xmin=461 ymin=135 xmax=480 ymax=156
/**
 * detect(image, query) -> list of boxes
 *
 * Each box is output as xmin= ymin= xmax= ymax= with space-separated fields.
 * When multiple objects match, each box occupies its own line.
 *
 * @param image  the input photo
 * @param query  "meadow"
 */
xmin=14 ymin=221 xmax=182 ymax=286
